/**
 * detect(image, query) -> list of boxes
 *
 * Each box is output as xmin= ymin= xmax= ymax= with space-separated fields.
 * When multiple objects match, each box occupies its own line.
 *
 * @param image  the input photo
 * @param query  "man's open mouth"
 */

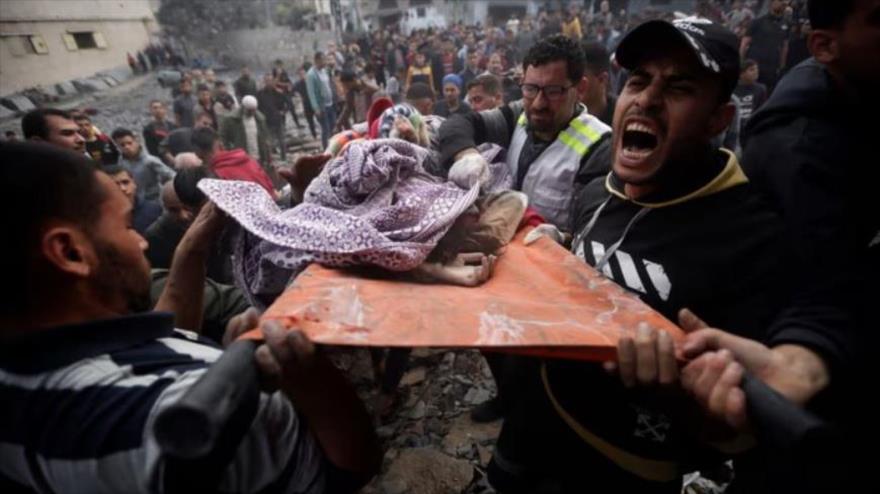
xmin=620 ymin=121 xmax=659 ymax=161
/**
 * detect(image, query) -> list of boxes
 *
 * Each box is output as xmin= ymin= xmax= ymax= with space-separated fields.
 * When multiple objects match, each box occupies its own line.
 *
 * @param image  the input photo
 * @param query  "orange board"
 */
xmin=248 ymin=231 xmax=684 ymax=361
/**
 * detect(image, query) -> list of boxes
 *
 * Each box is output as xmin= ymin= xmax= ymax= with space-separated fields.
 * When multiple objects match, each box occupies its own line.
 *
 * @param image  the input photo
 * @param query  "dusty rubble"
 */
xmin=0 ymin=72 xmax=321 ymax=159
xmin=327 ymin=347 xmax=501 ymax=494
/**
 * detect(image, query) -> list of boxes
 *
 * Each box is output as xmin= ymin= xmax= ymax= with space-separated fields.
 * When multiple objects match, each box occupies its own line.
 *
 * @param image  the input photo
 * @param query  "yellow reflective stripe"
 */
xmin=559 ymin=130 xmax=588 ymax=156
xmin=517 ymin=113 xmax=527 ymax=126
xmin=541 ymin=364 xmax=680 ymax=482
xmin=569 ymin=117 xmax=603 ymax=142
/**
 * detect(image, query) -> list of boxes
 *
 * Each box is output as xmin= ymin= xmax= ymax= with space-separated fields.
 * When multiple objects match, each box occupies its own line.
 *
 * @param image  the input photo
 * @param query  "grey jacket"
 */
xmin=119 ymin=149 xmax=176 ymax=202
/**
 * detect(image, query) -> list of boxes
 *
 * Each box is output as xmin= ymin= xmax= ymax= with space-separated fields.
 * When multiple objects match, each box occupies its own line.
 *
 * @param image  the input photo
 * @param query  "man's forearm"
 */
xmin=770 ymin=344 xmax=830 ymax=405
xmin=153 ymin=234 xmax=209 ymax=331
xmin=283 ymin=357 xmax=380 ymax=477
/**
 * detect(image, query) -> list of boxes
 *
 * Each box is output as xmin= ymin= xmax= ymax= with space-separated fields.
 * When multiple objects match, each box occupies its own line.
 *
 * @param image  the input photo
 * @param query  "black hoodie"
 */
xmin=742 ymin=58 xmax=879 ymax=387
xmin=739 ymin=58 xmax=879 ymax=493
xmin=488 ymin=151 xmax=791 ymax=493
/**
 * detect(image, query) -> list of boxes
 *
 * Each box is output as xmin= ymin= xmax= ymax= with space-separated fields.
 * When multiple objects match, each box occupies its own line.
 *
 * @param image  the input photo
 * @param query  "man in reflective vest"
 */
xmin=439 ymin=34 xmax=612 ymax=233
xmin=438 ymin=35 xmax=612 ymax=424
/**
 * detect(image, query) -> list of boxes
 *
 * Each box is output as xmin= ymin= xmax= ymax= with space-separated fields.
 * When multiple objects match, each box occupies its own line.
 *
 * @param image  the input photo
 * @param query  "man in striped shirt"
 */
xmin=0 ymin=142 xmax=380 ymax=493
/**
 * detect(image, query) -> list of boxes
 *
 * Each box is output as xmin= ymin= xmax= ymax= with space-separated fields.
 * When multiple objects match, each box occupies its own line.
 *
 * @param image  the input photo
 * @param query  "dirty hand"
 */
xmin=448 ymin=152 xmax=489 ymax=190
xmin=523 ymin=223 xmax=569 ymax=246
xmin=255 ymin=320 xmax=320 ymax=395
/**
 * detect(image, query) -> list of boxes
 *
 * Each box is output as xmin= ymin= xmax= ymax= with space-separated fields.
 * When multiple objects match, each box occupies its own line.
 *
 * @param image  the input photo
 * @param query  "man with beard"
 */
xmin=440 ymin=34 xmax=611 ymax=231
xmin=439 ymin=35 xmax=612 ymax=425
xmin=0 ymin=142 xmax=380 ymax=493
xmin=492 ymin=18 xmax=789 ymax=494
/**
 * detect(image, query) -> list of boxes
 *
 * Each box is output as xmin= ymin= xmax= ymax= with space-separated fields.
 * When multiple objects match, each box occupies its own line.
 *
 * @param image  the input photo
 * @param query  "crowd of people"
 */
xmin=1 ymin=0 xmax=877 ymax=493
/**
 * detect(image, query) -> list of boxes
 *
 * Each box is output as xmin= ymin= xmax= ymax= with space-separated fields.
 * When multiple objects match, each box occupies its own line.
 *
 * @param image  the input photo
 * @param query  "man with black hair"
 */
xmin=405 ymin=81 xmax=436 ymax=117
xmin=112 ymin=127 xmax=175 ymax=202
xmin=0 ymin=142 xmax=381 ymax=493
xmin=73 ymin=112 xmax=119 ymax=165
xmin=21 ymin=108 xmax=85 ymax=154
xmin=103 ymin=164 xmax=162 ymax=234
xmin=580 ymin=41 xmax=616 ymax=125
xmin=466 ymin=74 xmax=504 ymax=112
xmin=487 ymin=17 xmax=791 ymax=494
xmin=681 ymin=1 xmax=880 ymax=491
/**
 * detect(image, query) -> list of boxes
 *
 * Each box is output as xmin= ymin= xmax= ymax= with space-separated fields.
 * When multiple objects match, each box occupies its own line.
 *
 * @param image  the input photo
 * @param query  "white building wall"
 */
xmin=0 ymin=0 xmax=157 ymax=95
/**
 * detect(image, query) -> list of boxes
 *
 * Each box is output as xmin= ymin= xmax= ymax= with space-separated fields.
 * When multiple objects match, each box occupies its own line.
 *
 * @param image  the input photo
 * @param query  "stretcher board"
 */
xmin=245 ymin=231 xmax=684 ymax=361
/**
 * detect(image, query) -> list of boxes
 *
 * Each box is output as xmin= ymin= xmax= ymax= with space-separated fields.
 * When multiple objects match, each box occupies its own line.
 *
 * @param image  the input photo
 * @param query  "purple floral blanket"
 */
xmin=200 ymin=138 xmax=495 ymax=308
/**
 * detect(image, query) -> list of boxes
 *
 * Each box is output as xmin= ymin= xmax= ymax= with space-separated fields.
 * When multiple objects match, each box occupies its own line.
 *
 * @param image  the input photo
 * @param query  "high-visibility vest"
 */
xmin=506 ymin=109 xmax=610 ymax=229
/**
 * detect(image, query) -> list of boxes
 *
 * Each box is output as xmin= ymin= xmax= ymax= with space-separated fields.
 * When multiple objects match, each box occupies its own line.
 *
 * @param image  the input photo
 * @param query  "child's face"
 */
xmin=741 ymin=65 xmax=759 ymax=84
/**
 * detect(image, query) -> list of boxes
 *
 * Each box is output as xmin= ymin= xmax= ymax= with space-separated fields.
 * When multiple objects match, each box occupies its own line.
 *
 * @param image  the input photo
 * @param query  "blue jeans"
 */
xmin=319 ymin=104 xmax=337 ymax=150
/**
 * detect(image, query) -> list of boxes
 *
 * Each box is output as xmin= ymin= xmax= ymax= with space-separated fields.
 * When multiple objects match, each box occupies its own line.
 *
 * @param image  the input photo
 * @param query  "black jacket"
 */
xmin=738 ymin=59 xmax=879 ymax=492
xmin=742 ymin=58 xmax=878 ymax=382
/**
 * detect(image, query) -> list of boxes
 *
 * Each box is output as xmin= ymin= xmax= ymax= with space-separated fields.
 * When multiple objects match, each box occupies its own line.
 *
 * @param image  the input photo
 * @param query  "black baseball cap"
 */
xmin=615 ymin=17 xmax=741 ymax=98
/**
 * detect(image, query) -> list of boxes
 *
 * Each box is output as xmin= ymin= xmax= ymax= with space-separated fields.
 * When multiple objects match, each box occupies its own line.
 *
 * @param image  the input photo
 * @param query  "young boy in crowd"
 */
xmin=734 ymin=59 xmax=768 ymax=127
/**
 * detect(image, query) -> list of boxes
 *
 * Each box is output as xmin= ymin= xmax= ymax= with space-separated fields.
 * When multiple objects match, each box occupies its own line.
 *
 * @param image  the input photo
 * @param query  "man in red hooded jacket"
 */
xmin=191 ymin=126 xmax=277 ymax=199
